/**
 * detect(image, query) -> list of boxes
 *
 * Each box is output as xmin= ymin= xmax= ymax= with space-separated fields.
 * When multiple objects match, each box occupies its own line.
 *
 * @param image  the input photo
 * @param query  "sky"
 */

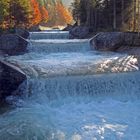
xmin=62 ymin=0 xmax=73 ymax=7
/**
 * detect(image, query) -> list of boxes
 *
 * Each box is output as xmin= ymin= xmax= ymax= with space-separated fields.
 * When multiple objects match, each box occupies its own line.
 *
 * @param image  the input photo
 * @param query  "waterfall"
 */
xmin=1 ymin=30 xmax=140 ymax=140
xmin=30 ymin=31 xmax=69 ymax=40
xmin=28 ymin=39 xmax=91 ymax=53
xmin=16 ymin=71 xmax=140 ymax=102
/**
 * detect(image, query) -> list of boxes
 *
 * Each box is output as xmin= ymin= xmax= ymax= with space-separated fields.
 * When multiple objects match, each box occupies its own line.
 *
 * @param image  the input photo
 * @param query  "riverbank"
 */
xmin=90 ymin=32 xmax=140 ymax=67
xmin=0 ymin=29 xmax=29 ymax=103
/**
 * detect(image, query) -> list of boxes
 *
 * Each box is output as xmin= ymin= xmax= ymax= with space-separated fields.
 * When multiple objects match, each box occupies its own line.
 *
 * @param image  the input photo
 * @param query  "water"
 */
xmin=29 ymin=39 xmax=90 ymax=53
xmin=29 ymin=31 xmax=69 ymax=40
xmin=1 ymin=30 xmax=140 ymax=140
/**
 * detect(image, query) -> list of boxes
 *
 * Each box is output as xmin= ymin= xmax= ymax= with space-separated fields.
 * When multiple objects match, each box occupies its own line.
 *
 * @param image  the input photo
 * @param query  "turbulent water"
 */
xmin=1 ymin=30 xmax=140 ymax=140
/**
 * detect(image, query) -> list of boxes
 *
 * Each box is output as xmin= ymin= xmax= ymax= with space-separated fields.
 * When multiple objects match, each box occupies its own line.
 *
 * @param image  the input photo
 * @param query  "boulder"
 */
xmin=15 ymin=28 xmax=29 ymax=39
xmin=90 ymin=32 xmax=140 ymax=52
xmin=70 ymin=26 xmax=90 ymax=39
xmin=63 ymin=24 xmax=73 ymax=31
xmin=0 ymin=34 xmax=28 ymax=55
xmin=123 ymin=32 xmax=140 ymax=46
xmin=29 ymin=25 xmax=40 ymax=32
xmin=63 ymin=23 xmax=78 ymax=31
xmin=90 ymin=32 xmax=123 ymax=51
xmin=0 ymin=60 xmax=26 ymax=102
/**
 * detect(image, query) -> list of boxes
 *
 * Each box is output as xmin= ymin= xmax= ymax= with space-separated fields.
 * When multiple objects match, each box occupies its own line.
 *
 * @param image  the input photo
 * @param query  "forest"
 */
xmin=0 ymin=0 xmax=73 ymax=30
xmin=72 ymin=0 xmax=140 ymax=32
xmin=0 ymin=0 xmax=140 ymax=33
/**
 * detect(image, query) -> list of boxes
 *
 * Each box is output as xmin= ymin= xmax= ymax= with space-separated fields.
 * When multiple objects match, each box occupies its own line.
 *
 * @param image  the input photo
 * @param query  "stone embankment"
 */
xmin=0 ymin=60 xmax=26 ymax=103
xmin=0 ymin=29 xmax=29 ymax=56
xmin=0 ymin=29 xmax=28 ymax=103
xmin=90 ymin=32 xmax=140 ymax=55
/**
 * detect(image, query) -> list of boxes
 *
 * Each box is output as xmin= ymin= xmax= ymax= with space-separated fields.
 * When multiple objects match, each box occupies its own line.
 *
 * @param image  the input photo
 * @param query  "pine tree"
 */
xmin=71 ymin=0 xmax=80 ymax=24
xmin=9 ymin=0 xmax=32 ymax=28
xmin=0 ymin=0 xmax=10 ymax=29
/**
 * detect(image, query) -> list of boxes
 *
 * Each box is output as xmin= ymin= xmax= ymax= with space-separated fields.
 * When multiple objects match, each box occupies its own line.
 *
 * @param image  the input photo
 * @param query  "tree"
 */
xmin=72 ymin=0 xmax=135 ymax=31
xmin=9 ymin=0 xmax=32 ymax=28
xmin=30 ymin=0 xmax=42 ymax=26
xmin=56 ymin=1 xmax=73 ymax=25
xmin=0 ymin=0 xmax=32 ymax=29
xmin=113 ymin=0 xmax=116 ymax=30
xmin=0 ymin=0 xmax=10 ymax=29
xmin=40 ymin=6 xmax=49 ymax=23
xmin=71 ymin=0 xmax=80 ymax=24
xmin=133 ymin=0 xmax=136 ymax=31
xmin=138 ymin=0 xmax=140 ymax=35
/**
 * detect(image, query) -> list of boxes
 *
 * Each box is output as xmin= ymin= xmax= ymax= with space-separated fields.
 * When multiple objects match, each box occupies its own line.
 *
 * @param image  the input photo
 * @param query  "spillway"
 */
xmin=1 ymin=30 xmax=140 ymax=140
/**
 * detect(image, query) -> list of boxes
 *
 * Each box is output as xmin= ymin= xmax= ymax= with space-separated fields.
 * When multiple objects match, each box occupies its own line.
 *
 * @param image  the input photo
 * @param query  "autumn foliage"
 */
xmin=30 ymin=0 xmax=42 ymax=26
xmin=40 ymin=6 xmax=49 ymax=23
xmin=56 ymin=2 xmax=73 ymax=24
xmin=0 ymin=0 xmax=73 ymax=29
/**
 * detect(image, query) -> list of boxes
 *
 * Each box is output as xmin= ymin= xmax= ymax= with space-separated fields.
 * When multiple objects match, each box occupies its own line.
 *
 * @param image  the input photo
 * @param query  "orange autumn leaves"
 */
xmin=30 ymin=0 xmax=49 ymax=26
xmin=56 ymin=2 xmax=73 ymax=24
xmin=41 ymin=6 xmax=49 ymax=23
xmin=0 ymin=0 xmax=73 ymax=29
xmin=30 ymin=0 xmax=73 ymax=26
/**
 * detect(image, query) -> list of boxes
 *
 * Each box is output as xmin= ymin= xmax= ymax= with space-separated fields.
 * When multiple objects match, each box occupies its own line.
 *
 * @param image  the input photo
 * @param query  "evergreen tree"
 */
xmin=0 ymin=0 xmax=10 ymax=29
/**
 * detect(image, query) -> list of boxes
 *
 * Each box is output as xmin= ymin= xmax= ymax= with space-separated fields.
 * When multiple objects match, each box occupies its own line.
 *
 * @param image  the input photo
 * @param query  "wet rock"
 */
xmin=63 ymin=24 xmax=73 ymax=31
xmin=90 ymin=32 xmax=123 ymax=51
xmin=0 ymin=34 xmax=28 ymax=55
xmin=63 ymin=23 xmax=77 ymax=31
xmin=90 ymin=32 xmax=140 ymax=52
xmin=0 ymin=60 xmax=26 ymax=102
xmin=123 ymin=32 xmax=140 ymax=46
xmin=70 ymin=26 xmax=90 ymax=39
xmin=29 ymin=25 xmax=40 ymax=32
xmin=15 ymin=28 xmax=29 ymax=39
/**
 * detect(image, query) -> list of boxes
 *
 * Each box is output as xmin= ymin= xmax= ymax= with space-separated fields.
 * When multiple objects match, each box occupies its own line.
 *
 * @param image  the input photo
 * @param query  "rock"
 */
xmin=123 ymin=32 xmax=134 ymax=46
xmin=63 ymin=24 xmax=73 ymax=31
xmin=29 ymin=25 xmax=40 ymax=32
xmin=90 ymin=32 xmax=123 ymax=51
xmin=70 ymin=26 xmax=90 ymax=39
xmin=0 ymin=34 xmax=28 ymax=55
xmin=63 ymin=23 xmax=77 ymax=31
xmin=0 ymin=60 xmax=26 ymax=102
xmin=0 ymin=50 xmax=5 ymax=56
xmin=15 ymin=28 xmax=29 ymax=39
xmin=122 ymin=32 xmax=140 ymax=46
xmin=90 ymin=32 xmax=140 ymax=53
xmin=117 ymin=46 xmax=140 ymax=55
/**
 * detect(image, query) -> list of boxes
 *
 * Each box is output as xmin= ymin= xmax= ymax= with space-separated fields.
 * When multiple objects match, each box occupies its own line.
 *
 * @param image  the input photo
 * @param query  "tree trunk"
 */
xmin=133 ymin=0 xmax=136 ymax=31
xmin=138 ymin=0 xmax=140 ymax=36
xmin=94 ymin=8 xmax=97 ymax=31
xmin=121 ymin=0 xmax=124 ymax=27
xmin=113 ymin=0 xmax=116 ymax=30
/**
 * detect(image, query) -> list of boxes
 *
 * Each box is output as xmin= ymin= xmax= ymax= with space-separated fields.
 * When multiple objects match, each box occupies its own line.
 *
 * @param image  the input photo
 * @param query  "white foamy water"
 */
xmin=30 ymin=31 xmax=69 ymax=40
xmin=1 ymin=30 xmax=140 ymax=140
xmin=6 ymin=52 xmax=139 ymax=78
xmin=29 ymin=39 xmax=90 ymax=53
xmin=1 ymin=97 xmax=140 ymax=140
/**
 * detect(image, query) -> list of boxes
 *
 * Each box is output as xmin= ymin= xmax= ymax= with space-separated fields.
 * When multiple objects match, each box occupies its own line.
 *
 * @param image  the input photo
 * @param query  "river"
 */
xmin=0 ymin=30 xmax=140 ymax=140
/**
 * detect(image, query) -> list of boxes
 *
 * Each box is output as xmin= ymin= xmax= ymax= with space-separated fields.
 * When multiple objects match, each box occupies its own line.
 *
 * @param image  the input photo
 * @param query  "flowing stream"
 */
xmin=0 ymin=30 xmax=140 ymax=140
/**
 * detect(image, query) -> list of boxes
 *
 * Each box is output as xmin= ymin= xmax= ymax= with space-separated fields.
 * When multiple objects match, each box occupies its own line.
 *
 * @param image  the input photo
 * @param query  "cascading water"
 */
xmin=1 ymin=30 xmax=140 ymax=140
xmin=29 ymin=39 xmax=91 ymax=53
xmin=30 ymin=31 xmax=69 ymax=40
